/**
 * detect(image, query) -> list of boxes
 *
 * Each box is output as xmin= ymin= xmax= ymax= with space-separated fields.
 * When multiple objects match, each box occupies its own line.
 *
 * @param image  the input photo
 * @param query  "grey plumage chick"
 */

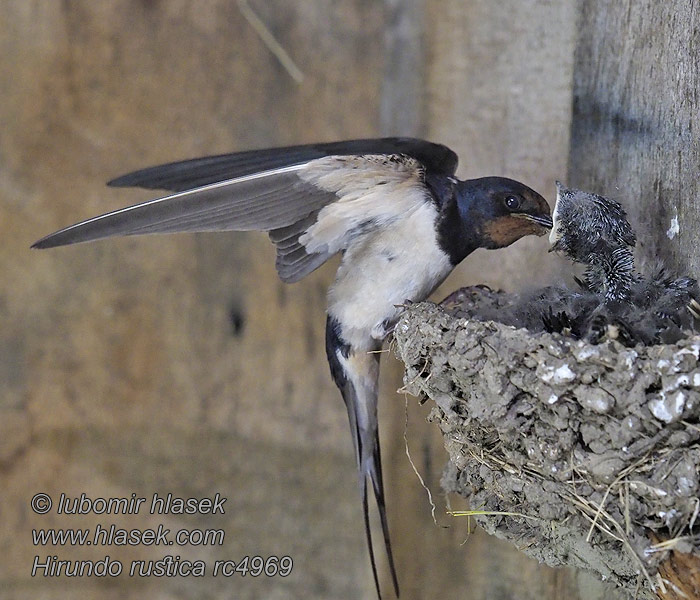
xmin=549 ymin=182 xmax=636 ymax=305
xmin=626 ymin=264 xmax=699 ymax=344
xmin=546 ymin=184 xmax=698 ymax=345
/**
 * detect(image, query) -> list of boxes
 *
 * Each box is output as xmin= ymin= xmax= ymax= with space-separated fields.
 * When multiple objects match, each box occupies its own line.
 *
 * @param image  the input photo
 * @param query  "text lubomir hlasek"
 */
xmin=55 ymin=493 xmax=226 ymax=515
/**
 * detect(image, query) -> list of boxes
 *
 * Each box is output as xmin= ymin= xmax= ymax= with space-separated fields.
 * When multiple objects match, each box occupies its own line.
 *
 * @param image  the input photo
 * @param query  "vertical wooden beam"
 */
xmin=423 ymin=0 xmax=577 ymax=292
xmin=380 ymin=0 xmax=425 ymax=137
xmin=2 ymin=1 xmax=386 ymax=598
xmin=570 ymin=2 xmax=700 ymax=597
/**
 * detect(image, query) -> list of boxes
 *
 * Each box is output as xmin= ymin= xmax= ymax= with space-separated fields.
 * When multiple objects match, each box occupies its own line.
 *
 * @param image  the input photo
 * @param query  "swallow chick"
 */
xmin=549 ymin=181 xmax=636 ymax=306
xmin=32 ymin=137 xmax=552 ymax=598
xmin=627 ymin=264 xmax=700 ymax=344
xmin=548 ymin=183 xmax=698 ymax=346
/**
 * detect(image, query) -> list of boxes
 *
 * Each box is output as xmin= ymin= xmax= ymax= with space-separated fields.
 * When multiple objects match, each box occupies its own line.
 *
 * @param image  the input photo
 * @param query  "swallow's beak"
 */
xmin=517 ymin=212 xmax=553 ymax=235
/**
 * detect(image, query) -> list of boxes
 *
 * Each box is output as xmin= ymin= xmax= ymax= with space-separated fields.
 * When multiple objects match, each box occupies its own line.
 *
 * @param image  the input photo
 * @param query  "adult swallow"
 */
xmin=32 ymin=137 xmax=552 ymax=598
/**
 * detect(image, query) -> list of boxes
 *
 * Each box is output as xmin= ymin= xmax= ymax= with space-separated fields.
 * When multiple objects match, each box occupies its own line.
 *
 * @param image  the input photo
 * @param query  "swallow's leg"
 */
xmin=381 ymin=299 xmax=419 ymax=338
xmin=372 ymin=318 xmax=395 ymax=340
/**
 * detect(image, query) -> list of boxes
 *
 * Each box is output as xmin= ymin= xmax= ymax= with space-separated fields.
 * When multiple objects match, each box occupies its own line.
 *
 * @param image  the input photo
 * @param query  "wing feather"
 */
xmin=298 ymin=154 xmax=429 ymax=255
xmin=268 ymin=212 xmax=332 ymax=282
xmin=33 ymin=147 xmax=440 ymax=288
xmin=32 ymin=166 xmax=329 ymax=249
xmin=276 ymin=252 xmax=331 ymax=284
xmin=107 ymin=137 xmax=457 ymax=192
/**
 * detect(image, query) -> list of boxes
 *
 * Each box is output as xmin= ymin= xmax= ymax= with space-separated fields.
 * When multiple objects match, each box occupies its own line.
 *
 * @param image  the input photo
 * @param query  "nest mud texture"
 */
xmin=394 ymin=291 xmax=700 ymax=599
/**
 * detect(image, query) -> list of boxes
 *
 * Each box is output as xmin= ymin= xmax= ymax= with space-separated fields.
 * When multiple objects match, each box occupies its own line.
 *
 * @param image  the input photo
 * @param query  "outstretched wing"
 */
xmin=106 ymin=137 xmax=458 ymax=191
xmin=33 ymin=138 xmax=453 ymax=283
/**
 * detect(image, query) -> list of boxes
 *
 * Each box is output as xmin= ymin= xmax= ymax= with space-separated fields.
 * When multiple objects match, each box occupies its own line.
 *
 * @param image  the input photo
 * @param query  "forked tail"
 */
xmin=325 ymin=316 xmax=399 ymax=598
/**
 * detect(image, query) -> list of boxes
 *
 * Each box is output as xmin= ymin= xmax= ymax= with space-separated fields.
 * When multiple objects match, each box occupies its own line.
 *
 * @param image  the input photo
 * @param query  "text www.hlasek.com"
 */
xmin=30 ymin=492 xmax=293 ymax=578
xmin=33 ymin=523 xmax=225 ymax=547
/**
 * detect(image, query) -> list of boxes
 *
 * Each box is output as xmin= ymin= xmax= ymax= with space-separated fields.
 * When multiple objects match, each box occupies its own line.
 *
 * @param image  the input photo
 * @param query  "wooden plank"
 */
xmin=1 ymin=1 xmax=385 ymax=598
xmin=5 ymin=0 xmax=668 ymax=598
xmin=380 ymin=0 xmax=425 ymax=136
xmin=570 ymin=2 xmax=700 ymax=598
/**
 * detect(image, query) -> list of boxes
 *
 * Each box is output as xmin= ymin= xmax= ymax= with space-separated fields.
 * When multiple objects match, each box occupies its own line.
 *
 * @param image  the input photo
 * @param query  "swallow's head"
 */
xmin=458 ymin=177 xmax=552 ymax=249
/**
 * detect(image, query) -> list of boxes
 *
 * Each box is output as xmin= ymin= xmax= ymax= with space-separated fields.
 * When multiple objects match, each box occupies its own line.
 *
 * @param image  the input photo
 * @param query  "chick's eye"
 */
xmin=505 ymin=195 xmax=521 ymax=210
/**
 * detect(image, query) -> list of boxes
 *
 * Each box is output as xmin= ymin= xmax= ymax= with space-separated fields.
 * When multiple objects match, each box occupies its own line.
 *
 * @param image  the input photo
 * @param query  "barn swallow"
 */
xmin=32 ymin=137 xmax=552 ymax=598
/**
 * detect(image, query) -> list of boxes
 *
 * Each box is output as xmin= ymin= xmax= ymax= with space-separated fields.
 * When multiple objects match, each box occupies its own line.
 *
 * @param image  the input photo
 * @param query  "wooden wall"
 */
xmin=1 ymin=1 xmax=646 ymax=598
xmin=569 ymin=0 xmax=700 ymax=276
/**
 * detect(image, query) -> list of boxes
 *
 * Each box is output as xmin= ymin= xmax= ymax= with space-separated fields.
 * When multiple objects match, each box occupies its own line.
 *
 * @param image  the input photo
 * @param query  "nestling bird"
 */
xmin=546 ymin=183 xmax=698 ymax=345
xmin=32 ymin=137 xmax=552 ymax=598
xmin=445 ymin=183 xmax=698 ymax=348
xmin=549 ymin=181 xmax=636 ymax=306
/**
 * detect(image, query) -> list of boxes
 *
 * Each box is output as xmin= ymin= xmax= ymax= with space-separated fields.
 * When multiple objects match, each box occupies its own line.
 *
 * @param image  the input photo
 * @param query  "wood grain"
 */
xmin=2 ymin=1 xmax=382 ymax=598
xmin=657 ymin=549 xmax=700 ymax=600
xmin=383 ymin=1 xmax=625 ymax=599
xmin=570 ymin=2 xmax=700 ymax=597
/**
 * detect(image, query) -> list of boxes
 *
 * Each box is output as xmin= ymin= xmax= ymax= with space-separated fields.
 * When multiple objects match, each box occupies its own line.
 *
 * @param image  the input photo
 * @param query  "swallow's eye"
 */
xmin=504 ymin=195 xmax=521 ymax=210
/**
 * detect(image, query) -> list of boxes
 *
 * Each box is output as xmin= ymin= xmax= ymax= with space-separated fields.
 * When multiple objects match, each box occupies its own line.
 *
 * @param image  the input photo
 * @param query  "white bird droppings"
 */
xmin=666 ymin=214 xmax=679 ymax=239
xmin=649 ymin=391 xmax=686 ymax=423
xmin=541 ymin=364 xmax=576 ymax=385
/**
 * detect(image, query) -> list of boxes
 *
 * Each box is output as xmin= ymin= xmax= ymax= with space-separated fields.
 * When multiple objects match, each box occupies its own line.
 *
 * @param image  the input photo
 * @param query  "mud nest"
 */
xmin=394 ymin=291 xmax=700 ymax=599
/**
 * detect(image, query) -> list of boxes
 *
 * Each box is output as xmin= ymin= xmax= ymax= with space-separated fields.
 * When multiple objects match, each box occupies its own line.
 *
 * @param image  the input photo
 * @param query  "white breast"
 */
xmin=327 ymin=200 xmax=453 ymax=350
